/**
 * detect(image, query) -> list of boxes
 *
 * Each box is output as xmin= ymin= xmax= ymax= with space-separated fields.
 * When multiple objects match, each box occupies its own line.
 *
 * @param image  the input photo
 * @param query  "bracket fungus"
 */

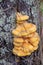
xmin=12 ymin=12 xmax=40 ymax=57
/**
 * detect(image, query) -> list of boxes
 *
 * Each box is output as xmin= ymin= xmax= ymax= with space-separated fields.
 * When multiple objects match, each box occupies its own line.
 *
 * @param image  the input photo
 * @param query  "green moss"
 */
xmin=40 ymin=2 xmax=43 ymax=14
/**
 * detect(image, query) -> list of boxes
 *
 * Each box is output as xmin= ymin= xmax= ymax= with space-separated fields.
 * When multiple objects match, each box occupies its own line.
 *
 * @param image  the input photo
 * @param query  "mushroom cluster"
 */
xmin=12 ymin=12 xmax=40 ymax=57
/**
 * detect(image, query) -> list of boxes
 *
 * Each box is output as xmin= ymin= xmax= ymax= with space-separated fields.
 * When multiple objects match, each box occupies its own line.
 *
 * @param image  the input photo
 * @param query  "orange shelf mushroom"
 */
xmin=16 ymin=12 xmax=29 ymax=23
xmin=12 ymin=12 xmax=40 ymax=57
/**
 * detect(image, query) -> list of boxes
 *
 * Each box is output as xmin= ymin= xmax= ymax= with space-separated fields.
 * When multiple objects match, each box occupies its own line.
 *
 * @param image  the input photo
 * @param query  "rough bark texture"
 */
xmin=0 ymin=0 xmax=42 ymax=65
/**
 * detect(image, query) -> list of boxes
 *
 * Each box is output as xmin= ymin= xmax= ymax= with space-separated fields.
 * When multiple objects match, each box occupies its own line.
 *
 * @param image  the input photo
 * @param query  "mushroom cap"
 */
xmin=12 ymin=47 xmax=31 ymax=57
xmin=23 ymin=42 xmax=34 ymax=52
xmin=13 ymin=37 xmax=24 ymax=43
xmin=16 ymin=12 xmax=29 ymax=23
xmin=12 ymin=22 xmax=37 ymax=37
xmin=29 ymin=32 xmax=40 ymax=43
xmin=13 ymin=42 xmax=23 ymax=47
